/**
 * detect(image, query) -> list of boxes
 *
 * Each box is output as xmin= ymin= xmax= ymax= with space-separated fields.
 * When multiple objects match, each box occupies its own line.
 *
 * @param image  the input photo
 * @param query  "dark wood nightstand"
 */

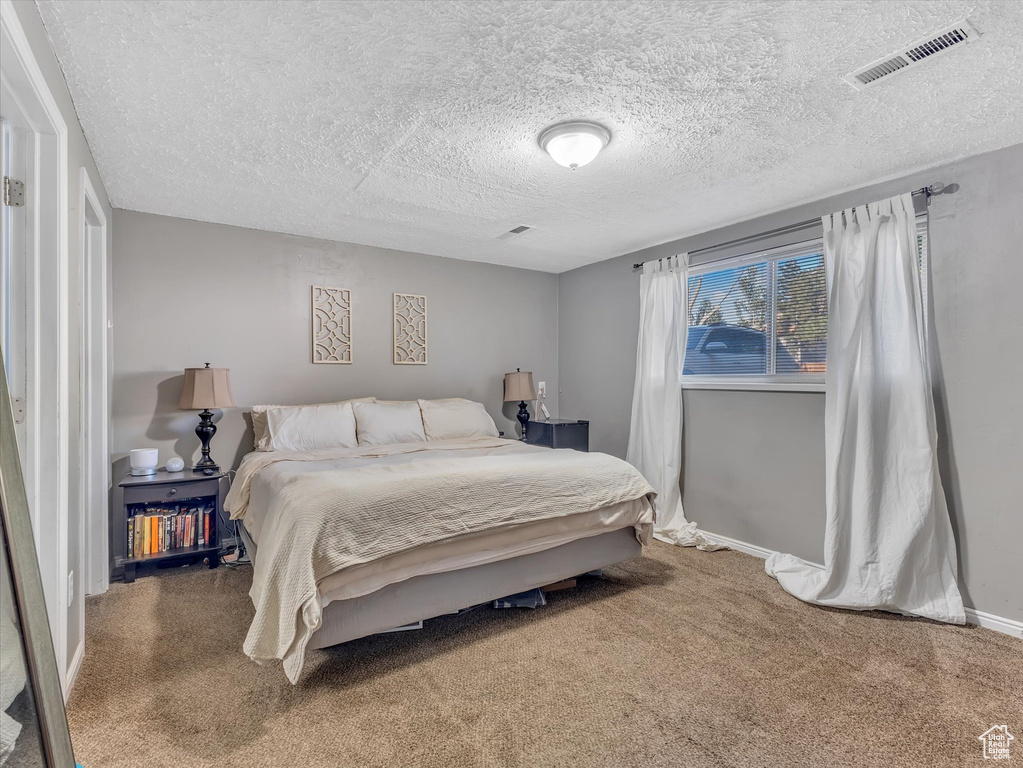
xmin=524 ymin=419 xmax=589 ymax=451
xmin=116 ymin=470 xmax=225 ymax=582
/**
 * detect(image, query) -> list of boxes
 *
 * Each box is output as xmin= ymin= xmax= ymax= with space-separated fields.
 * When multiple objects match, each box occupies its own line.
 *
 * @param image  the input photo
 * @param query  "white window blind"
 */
xmin=683 ymin=215 xmax=928 ymax=390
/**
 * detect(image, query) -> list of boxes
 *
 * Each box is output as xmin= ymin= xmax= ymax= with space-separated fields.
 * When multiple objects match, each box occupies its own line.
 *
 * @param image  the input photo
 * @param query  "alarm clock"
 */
xmin=166 ymin=457 xmax=185 ymax=473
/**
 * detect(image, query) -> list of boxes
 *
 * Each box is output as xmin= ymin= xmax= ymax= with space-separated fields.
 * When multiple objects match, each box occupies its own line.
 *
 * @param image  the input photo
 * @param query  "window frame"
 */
xmin=681 ymin=214 xmax=928 ymax=393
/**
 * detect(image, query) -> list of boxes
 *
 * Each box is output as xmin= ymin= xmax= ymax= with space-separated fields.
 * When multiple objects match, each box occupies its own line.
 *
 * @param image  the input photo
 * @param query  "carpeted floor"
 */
xmin=67 ymin=543 xmax=1021 ymax=768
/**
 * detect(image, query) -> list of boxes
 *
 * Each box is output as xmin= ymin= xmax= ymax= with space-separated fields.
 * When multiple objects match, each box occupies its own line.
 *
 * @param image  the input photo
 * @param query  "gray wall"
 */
xmin=559 ymin=143 xmax=1023 ymax=623
xmin=111 ymin=211 xmax=559 ymax=471
xmin=11 ymin=0 xmax=114 ymax=680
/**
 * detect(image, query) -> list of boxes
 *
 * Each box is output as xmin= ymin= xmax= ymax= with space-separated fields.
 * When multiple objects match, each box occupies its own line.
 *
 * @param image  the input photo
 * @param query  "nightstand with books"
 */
xmin=116 ymin=470 xmax=225 ymax=582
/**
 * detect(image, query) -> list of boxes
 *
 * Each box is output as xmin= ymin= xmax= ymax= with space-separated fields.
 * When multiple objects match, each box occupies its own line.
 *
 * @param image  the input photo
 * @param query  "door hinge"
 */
xmin=3 ymin=176 xmax=25 ymax=206
xmin=11 ymin=396 xmax=26 ymax=424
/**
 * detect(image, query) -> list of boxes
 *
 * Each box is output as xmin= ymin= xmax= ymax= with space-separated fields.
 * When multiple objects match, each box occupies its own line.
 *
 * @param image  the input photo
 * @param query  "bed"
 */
xmin=226 ymin=399 xmax=655 ymax=683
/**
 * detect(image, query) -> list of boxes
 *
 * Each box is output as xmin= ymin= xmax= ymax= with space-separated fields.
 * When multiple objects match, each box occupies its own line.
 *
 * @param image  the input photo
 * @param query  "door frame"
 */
xmin=1 ymin=0 xmax=71 ymax=691
xmin=79 ymin=166 xmax=109 ymax=599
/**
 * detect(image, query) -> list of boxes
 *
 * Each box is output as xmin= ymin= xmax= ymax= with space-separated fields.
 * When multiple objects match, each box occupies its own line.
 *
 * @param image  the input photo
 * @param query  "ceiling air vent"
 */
xmin=496 ymin=225 xmax=533 ymax=241
xmin=845 ymin=19 xmax=980 ymax=90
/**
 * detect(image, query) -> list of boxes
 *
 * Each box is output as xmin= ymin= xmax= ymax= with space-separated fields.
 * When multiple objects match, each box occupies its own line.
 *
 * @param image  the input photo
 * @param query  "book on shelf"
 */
xmin=134 ymin=517 xmax=144 ymax=558
xmin=127 ymin=503 xmax=215 ymax=558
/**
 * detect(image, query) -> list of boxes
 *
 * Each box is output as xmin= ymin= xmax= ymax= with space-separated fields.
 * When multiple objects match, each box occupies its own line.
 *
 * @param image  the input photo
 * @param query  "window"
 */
xmin=683 ymin=216 xmax=928 ymax=391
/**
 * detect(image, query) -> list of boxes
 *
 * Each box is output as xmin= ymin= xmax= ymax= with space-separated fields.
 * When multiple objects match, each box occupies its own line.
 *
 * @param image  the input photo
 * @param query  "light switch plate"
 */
xmin=537 ymin=381 xmax=546 ymax=398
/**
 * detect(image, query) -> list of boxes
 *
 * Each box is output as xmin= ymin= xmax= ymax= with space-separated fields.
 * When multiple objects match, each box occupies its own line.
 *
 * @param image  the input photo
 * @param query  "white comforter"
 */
xmin=225 ymin=437 xmax=655 ymax=683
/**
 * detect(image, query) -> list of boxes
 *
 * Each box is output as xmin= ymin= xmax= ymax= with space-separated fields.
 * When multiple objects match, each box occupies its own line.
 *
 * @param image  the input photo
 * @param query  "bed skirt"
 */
xmin=238 ymin=523 xmax=641 ymax=651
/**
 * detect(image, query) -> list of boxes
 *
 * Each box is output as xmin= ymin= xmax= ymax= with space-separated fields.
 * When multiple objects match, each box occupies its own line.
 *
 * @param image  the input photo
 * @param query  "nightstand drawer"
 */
xmin=124 ymin=478 xmax=219 ymax=505
xmin=525 ymin=419 xmax=589 ymax=451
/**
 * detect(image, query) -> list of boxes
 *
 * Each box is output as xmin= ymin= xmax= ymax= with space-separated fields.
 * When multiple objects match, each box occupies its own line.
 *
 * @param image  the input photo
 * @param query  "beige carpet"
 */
xmin=68 ymin=544 xmax=1020 ymax=768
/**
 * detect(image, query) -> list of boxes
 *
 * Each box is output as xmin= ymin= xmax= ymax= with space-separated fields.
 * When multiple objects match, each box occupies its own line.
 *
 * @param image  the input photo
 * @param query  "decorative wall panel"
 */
xmin=311 ymin=286 xmax=352 ymax=364
xmin=393 ymin=293 xmax=427 ymax=365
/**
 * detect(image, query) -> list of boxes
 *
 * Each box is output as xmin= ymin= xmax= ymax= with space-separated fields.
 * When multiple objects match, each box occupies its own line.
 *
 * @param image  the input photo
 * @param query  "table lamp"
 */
xmin=504 ymin=368 xmax=536 ymax=441
xmin=179 ymin=363 xmax=235 ymax=474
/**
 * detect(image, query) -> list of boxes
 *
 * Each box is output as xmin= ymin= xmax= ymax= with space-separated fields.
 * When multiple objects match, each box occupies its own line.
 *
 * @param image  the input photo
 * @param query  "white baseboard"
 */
xmin=963 ymin=607 xmax=1023 ymax=638
xmin=65 ymin=638 xmax=85 ymax=699
xmin=699 ymin=530 xmax=823 ymax=569
xmin=698 ymin=529 xmax=1022 ymax=639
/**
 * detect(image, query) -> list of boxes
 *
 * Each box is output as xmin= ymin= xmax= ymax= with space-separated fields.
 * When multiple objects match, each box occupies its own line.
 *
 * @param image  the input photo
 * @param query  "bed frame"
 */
xmin=238 ymin=523 xmax=641 ymax=651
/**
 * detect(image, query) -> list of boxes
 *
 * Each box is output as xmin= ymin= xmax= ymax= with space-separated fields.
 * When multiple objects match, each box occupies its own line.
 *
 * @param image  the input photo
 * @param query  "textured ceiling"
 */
xmin=37 ymin=0 xmax=1023 ymax=273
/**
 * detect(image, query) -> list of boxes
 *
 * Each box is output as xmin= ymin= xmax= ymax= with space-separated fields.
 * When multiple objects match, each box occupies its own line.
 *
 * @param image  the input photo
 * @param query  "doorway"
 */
xmin=1 ymin=0 xmax=72 ymax=691
xmin=79 ymin=168 xmax=109 ymax=600
xmin=1 ymin=113 xmax=27 ymax=457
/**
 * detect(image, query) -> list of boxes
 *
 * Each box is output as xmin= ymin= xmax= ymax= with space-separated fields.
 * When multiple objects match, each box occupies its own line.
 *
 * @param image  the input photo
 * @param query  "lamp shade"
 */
xmin=504 ymin=370 xmax=536 ymax=402
xmin=179 ymin=365 xmax=235 ymax=410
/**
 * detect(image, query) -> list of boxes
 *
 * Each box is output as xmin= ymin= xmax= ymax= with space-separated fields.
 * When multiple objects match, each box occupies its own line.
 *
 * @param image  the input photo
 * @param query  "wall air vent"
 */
xmin=496 ymin=225 xmax=533 ymax=241
xmin=845 ymin=19 xmax=980 ymax=90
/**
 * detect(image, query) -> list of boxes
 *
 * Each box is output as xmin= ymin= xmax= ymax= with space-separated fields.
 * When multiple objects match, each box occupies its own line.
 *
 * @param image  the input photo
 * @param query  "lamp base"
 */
xmin=193 ymin=409 xmax=220 ymax=475
xmin=517 ymin=401 xmax=530 ymax=441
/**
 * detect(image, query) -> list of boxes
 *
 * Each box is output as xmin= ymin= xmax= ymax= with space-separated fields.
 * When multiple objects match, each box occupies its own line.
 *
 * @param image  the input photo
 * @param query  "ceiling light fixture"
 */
xmin=538 ymin=121 xmax=611 ymax=170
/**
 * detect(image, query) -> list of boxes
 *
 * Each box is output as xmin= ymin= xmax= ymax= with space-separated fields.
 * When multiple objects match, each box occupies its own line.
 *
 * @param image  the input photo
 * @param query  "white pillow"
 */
xmin=419 ymin=399 xmax=499 ymax=440
xmin=265 ymin=401 xmax=358 ymax=452
xmin=353 ymin=401 xmax=426 ymax=446
xmin=251 ymin=397 xmax=373 ymax=450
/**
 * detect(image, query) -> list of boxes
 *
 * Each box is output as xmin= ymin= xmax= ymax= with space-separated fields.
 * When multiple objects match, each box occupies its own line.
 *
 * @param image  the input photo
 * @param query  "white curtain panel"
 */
xmin=626 ymin=256 xmax=723 ymax=551
xmin=766 ymin=193 xmax=964 ymax=624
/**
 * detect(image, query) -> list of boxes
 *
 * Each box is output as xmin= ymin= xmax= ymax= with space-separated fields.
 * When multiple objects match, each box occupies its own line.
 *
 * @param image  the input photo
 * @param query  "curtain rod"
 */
xmin=632 ymin=184 xmax=944 ymax=270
